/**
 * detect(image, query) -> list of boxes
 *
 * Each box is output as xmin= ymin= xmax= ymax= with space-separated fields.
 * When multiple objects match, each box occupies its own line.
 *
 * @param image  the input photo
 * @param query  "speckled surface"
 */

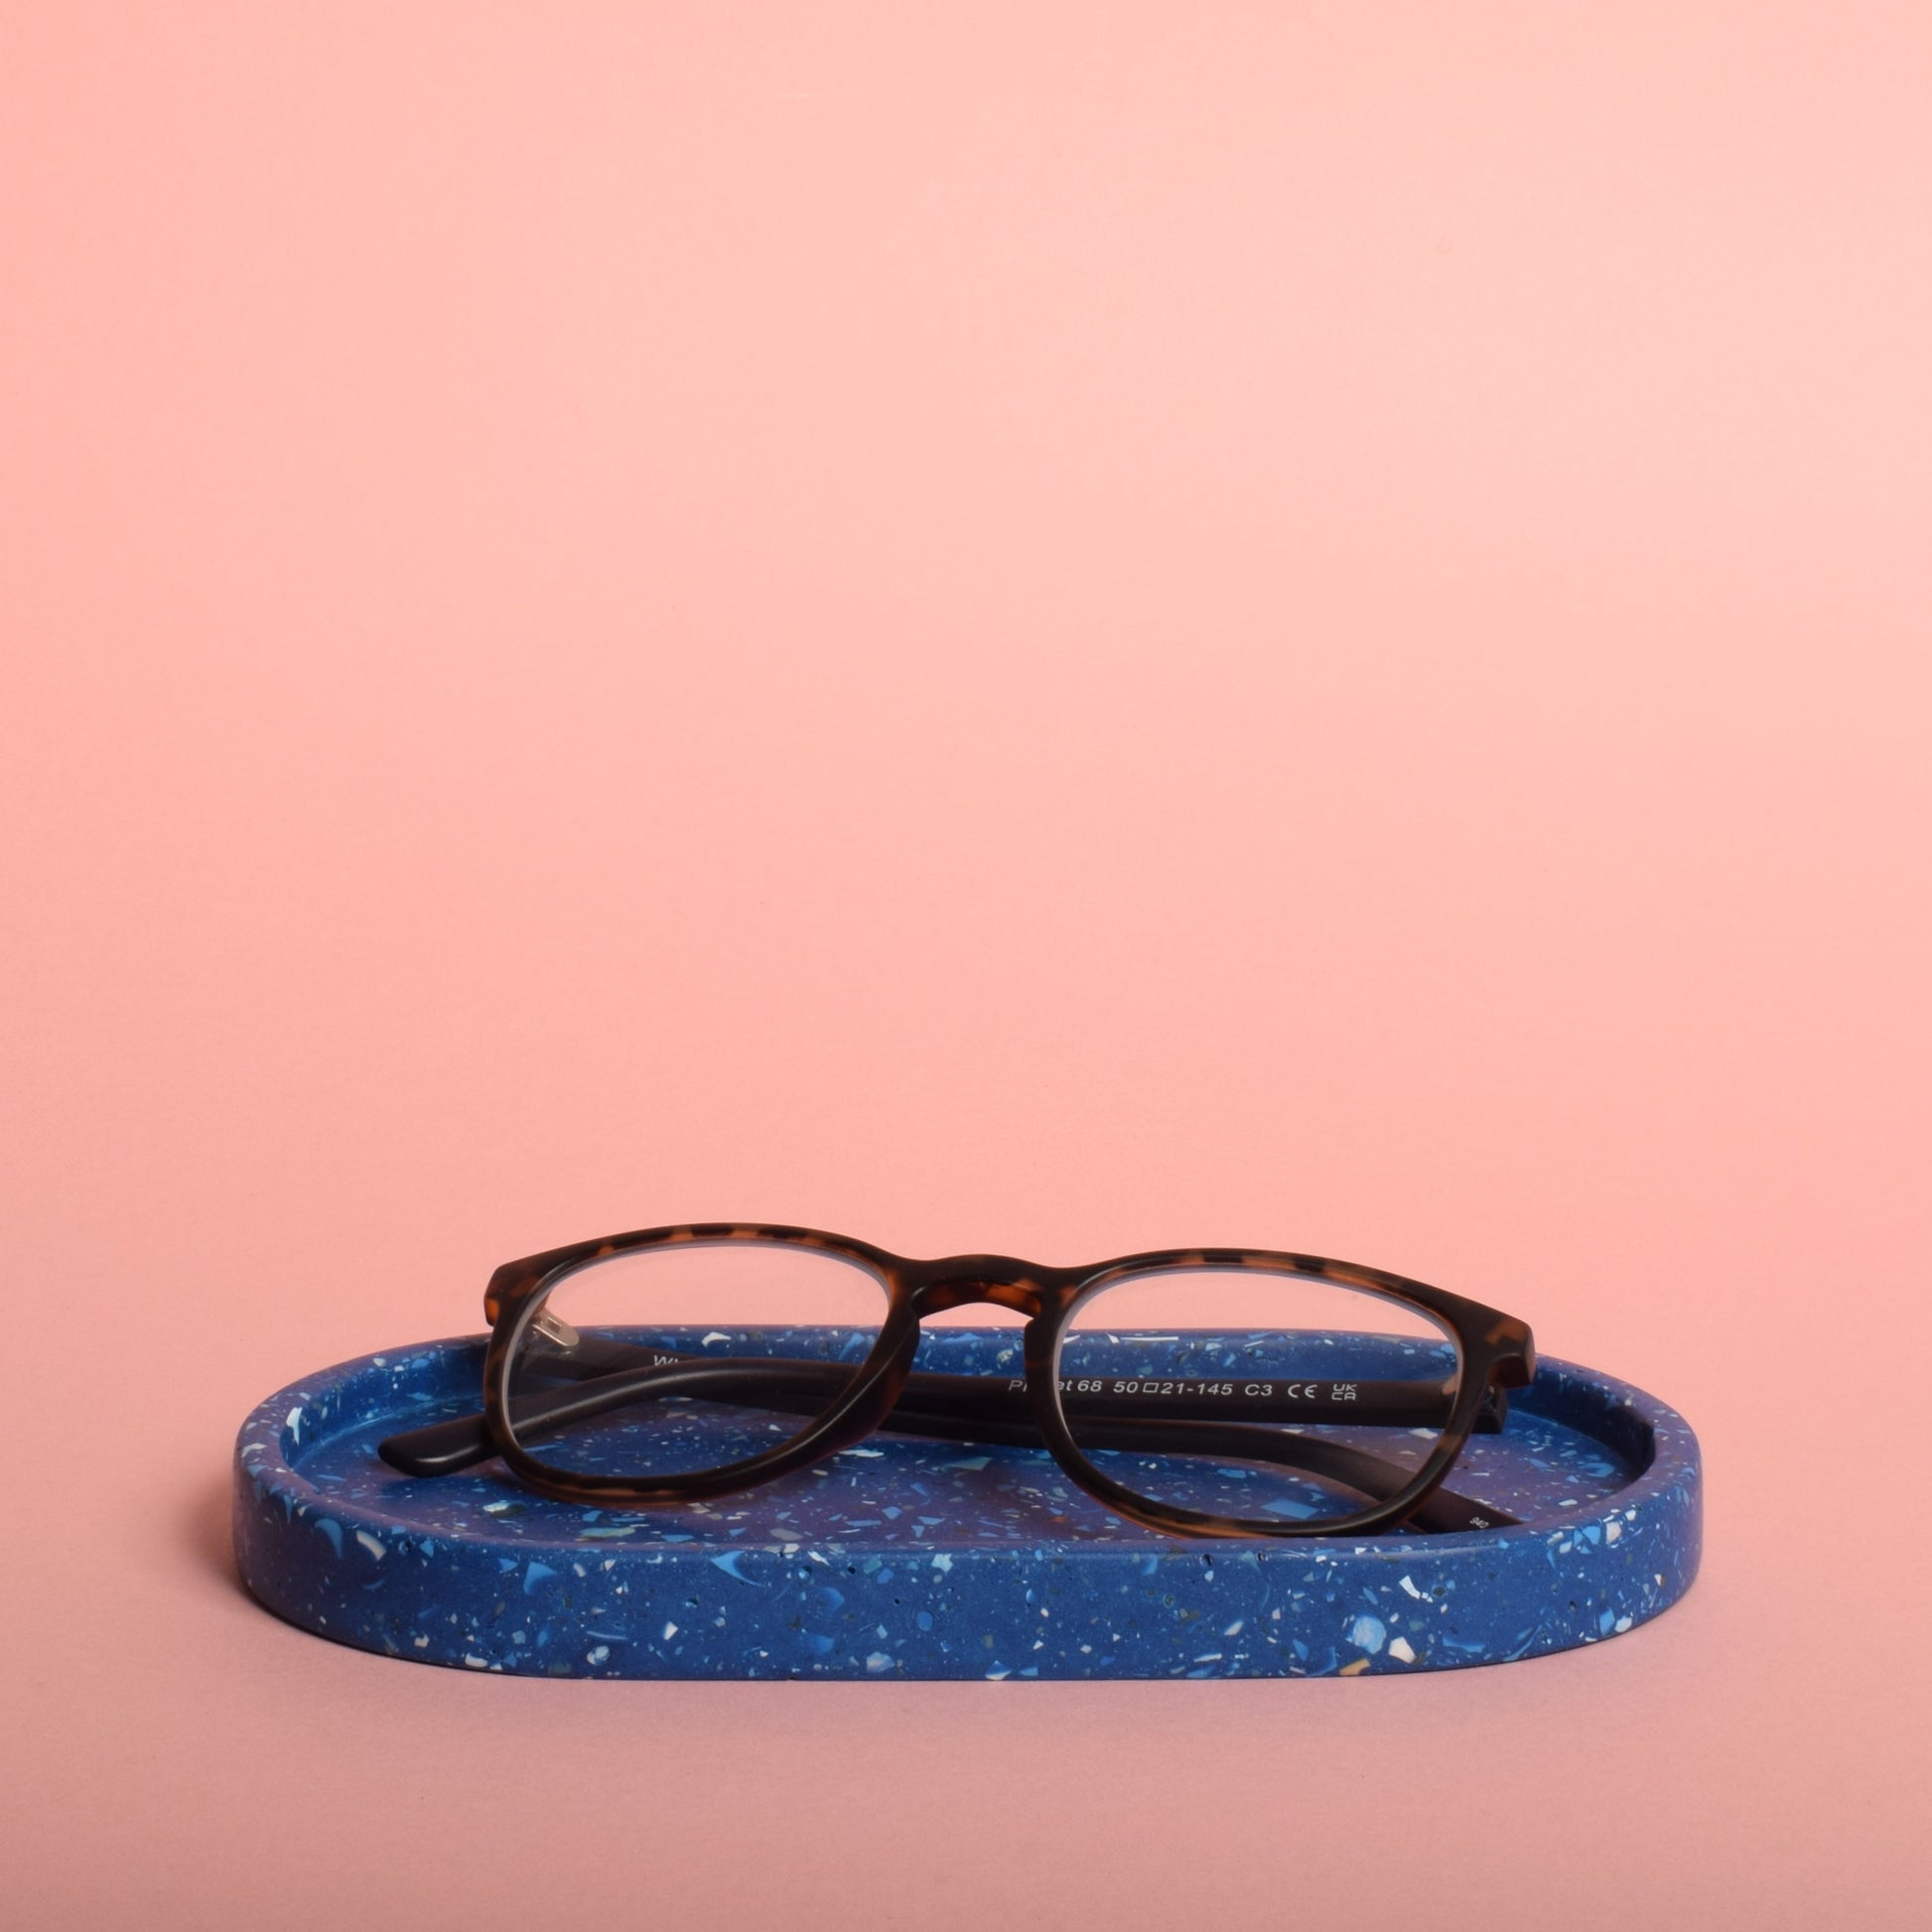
xmin=232 ymin=1331 xmax=1701 ymax=1678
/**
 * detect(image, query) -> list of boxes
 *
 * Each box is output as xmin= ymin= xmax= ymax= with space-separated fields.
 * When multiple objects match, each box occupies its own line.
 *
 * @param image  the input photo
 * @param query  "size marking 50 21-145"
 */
xmin=1006 ymin=1377 xmax=1352 ymax=1401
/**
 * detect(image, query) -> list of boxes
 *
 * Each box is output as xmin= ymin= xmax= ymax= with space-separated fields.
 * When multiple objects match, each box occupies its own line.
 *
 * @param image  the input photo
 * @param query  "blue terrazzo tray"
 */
xmin=232 ymin=1332 xmax=1701 ymax=1679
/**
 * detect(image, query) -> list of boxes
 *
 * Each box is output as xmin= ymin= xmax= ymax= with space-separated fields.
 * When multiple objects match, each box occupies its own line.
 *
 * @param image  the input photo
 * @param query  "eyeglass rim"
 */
xmin=477 ymin=1222 xmax=1537 ymax=1541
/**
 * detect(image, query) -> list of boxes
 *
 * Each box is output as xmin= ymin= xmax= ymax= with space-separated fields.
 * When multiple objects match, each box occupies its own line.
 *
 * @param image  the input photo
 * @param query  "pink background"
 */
xmin=4 ymin=6 xmax=1928 ymax=1927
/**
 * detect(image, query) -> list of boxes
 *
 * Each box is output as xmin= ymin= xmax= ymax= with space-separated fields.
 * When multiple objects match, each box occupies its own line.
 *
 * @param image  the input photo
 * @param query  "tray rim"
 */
xmin=236 ymin=1331 xmax=1697 ymax=1557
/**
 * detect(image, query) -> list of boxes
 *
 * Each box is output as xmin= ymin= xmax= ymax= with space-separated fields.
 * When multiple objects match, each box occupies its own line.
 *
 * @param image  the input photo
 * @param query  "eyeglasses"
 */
xmin=377 ymin=1223 xmax=1537 ymax=1540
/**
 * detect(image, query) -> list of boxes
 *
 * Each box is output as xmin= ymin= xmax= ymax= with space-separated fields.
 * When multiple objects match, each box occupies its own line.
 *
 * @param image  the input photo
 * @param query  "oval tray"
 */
xmin=232 ymin=1331 xmax=1701 ymax=1679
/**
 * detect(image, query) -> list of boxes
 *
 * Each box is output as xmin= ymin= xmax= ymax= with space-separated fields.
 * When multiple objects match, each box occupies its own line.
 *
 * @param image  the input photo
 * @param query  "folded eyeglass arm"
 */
xmin=376 ymin=1343 xmax=1517 ymax=1535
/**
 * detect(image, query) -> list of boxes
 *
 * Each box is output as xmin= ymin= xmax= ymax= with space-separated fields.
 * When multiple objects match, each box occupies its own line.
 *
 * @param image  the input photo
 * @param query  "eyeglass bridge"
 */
xmin=908 ymin=1255 xmax=1055 ymax=1320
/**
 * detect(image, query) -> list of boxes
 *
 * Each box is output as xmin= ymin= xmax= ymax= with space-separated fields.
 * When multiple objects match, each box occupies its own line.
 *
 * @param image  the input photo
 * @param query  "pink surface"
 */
xmin=3 ymin=6 xmax=1928 ymax=1927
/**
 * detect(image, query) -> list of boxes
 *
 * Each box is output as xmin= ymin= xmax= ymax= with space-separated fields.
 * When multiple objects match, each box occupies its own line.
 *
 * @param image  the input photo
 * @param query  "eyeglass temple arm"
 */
xmin=375 ymin=1337 xmax=1497 ymax=1475
xmin=375 ymin=1353 xmax=1515 ymax=1534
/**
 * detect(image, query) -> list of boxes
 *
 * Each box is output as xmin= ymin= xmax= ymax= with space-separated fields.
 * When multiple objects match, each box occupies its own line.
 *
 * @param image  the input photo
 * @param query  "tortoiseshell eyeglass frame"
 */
xmin=380 ymin=1223 xmax=1538 ymax=1542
